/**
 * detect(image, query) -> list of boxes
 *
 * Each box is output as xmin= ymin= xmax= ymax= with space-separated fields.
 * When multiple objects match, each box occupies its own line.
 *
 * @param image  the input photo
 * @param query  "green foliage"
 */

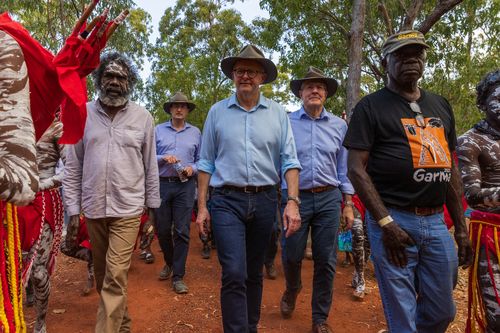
xmin=257 ymin=0 xmax=499 ymax=131
xmin=146 ymin=0 xmax=256 ymax=128
xmin=422 ymin=0 xmax=499 ymax=134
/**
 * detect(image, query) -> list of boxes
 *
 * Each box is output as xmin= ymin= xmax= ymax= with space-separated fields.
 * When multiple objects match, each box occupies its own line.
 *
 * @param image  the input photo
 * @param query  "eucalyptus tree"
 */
xmin=255 ymin=0 xmax=498 ymax=132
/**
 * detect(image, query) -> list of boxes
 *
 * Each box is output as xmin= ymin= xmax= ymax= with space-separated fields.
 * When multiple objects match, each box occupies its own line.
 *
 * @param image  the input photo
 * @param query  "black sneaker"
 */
xmin=280 ymin=287 xmax=301 ymax=319
xmin=201 ymin=244 xmax=210 ymax=259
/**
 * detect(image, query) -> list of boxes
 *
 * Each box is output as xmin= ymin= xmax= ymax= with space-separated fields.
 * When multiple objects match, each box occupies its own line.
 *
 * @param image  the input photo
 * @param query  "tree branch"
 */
xmin=418 ymin=0 xmax=464 ymax=34
xmin=318 ymin=8 xmax=349 ymax=38
xmin=378 ymin=1 xmax=393 ymax=35
xmin=403 ymin=0 xmax=424 ymax=30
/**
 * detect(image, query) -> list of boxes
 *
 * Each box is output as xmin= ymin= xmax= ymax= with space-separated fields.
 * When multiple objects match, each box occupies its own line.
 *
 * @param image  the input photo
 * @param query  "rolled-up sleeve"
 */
xmin=280 ymin=111 xmax=301 ymax=175
xmin=63 ymin=140 xmax=84 ymax=216
xmin=198 ymin=108 xmax=216 ymax=174
xmin=143 ymin=115 xmax=161 ymax=208
xmin=337 ymin=145 xmax=355 ymax=194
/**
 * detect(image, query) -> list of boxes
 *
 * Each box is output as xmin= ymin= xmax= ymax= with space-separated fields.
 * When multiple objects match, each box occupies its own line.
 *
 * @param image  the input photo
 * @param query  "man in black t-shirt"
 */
xmin=344 ymin=30 xmax=473 ymax=333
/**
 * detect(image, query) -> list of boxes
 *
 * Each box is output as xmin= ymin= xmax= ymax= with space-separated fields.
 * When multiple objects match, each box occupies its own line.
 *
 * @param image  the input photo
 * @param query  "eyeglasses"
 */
xmin=409 ymin=101 xmax=426 ymax=128
xmin=233 ymin=68 xmax=264 ymax=79
xmin=171 ymin=103 xmax=189 ymax=110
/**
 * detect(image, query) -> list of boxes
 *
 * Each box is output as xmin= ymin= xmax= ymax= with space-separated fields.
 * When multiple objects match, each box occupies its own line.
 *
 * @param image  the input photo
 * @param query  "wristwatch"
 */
xmin=287 ymin=195 xmax=301 ymax=205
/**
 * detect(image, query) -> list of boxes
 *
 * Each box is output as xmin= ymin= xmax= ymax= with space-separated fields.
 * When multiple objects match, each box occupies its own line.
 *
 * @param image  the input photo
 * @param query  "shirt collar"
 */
xmin=298 ymin=106 xmax=329 ymax=120
xmin=228 ymin=93 xmax=269 ymax=112
xmin=166 ymin=120 xmax=191 ymax=131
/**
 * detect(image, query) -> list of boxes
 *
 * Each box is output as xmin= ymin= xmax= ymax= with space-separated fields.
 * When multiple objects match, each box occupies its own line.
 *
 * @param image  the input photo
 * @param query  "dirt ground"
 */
xmin=24 ymin=224 xmax=469 ymax=333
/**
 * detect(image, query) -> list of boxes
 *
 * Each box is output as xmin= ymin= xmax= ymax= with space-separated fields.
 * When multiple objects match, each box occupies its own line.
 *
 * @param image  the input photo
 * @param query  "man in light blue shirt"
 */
xmin=196 ymin=44 xmax=301 ymax=333
xmin=155 ymin=92 xmax=200 ymax=294
xmin=280 ymin=67 xmax=355 ymax=333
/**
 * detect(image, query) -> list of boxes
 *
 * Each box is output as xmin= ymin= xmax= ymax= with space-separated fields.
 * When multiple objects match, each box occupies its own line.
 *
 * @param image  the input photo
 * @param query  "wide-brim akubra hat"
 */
xmin=163 ymin=92 xmax=196 ymax=113
xmin=290 ymin=66 xmax=339 ymax=98
xmin=220 ymin=44 xmax=277 ymax=84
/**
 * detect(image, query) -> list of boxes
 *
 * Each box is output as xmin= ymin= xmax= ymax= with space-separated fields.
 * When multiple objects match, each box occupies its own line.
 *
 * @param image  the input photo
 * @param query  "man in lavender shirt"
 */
xmin=155 ymin=92 xmax=201 ymax=294
xmin=280 ymin=67 xmax=355 ymax=333
xmin=64 ymin=52 xmax=160 ymax=333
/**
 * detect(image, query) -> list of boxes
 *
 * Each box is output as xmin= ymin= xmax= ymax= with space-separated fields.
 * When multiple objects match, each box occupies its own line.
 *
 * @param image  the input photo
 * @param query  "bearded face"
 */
xmin=98 ymin=61 xmax=131 ymax=107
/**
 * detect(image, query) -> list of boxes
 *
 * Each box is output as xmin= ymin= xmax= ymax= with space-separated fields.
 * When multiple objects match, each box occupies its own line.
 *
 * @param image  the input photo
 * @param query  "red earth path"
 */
xmin=25 ymin=223 xmax=468 ymax=332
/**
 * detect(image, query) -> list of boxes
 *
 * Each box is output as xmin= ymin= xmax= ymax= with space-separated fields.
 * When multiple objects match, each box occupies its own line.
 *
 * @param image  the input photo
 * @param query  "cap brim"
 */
xmin=163 ymin=102 xmax=196 ymax=114
xmin=384 ymin=40 xmax=430 ymax=58
xmin=290 ymin=77 xmax=339 ymax=98
xmin=220 ymin=57 xmax=278 ymax=84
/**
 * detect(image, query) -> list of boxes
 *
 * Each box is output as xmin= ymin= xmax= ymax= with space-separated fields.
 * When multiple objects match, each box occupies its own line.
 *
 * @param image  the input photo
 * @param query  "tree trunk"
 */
xmin=346 ymin=0 xmax=366 ymax=120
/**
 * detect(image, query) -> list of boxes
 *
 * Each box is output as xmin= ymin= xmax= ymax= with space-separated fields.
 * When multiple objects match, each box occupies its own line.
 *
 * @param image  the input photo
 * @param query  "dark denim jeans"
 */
xmin=366 ymin=208 xmax=458 ymax=333
xmin=281 ymin=188 xmax=342 ymax=324
xmin=210 ymin=186 xmax=278 ymax=333
xmin=155 ymin=178 xmax=196 ymax=281
xmin=280 ymin=187 xmax=342 ymax=324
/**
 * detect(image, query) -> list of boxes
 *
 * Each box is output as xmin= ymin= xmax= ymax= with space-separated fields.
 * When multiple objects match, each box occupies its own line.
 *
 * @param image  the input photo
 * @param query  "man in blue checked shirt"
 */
xmin=280 ymin=67 xmax=355 ymax=333
xmin=155 ymin=92 xmax=201 ymax=294
xmin=196 ymin=44 xmax=302 ymax=333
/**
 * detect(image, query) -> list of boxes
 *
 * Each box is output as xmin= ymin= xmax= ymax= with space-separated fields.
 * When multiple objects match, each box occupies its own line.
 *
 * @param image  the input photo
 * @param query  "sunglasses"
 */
xmin=409 ymin=102 xmax=426 ymax=128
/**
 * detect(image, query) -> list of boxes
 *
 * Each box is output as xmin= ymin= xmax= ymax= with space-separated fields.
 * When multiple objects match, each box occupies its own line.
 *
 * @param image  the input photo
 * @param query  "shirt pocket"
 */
xmin=115 ymin=126 xmax=143 ymax=149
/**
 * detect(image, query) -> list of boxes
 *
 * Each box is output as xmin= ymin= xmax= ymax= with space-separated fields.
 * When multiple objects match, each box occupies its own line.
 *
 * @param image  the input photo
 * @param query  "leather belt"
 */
xmin=220 ymin=185 xmax=275 ymax=193
xmin=300 ymin=185 xmax=336 ymax=193
xmin=388 ymin=205 xmax=444 ymax=216
xmin=160 ymin=176 xmax=182 ymax=182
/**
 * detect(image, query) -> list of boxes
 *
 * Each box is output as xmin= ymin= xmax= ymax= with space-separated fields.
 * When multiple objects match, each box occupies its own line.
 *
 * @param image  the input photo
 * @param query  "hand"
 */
xmin=65 ymin=215 xmax=80 ymax=250
xmin=182 ymin=166 xmax=194 ymax=177
xmin=343 ymin=206 xmax=354 ymax=229
xmin=196 ymin=206 xmax=211 ymax=237
xmin=381 ymin=222 xmax=416 ymax=268
xmin=283 ymin=201 xmax=301 ymax=238
xmin=455 ymin=231 xmax=473 ymax=268
xmin=162 ymin=155 xmax=178 ymax=164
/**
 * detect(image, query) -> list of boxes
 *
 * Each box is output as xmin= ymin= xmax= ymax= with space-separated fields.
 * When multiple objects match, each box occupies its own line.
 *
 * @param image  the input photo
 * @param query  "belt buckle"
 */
xmin=243 ymin=186 xmax=253 ymax=193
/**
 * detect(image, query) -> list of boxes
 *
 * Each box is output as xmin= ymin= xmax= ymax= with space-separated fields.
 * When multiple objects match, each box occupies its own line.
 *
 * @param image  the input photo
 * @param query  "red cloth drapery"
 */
xmin=0 ymin=12 xmax=88 ymax=144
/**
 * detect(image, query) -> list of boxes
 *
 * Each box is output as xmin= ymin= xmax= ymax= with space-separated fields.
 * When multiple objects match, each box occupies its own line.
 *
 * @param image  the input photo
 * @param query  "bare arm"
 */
xmin=447 ymin=153 xmax=473 ymax=267
xmin=457 ymin=136 xmax=500 ymax=209
xmin=348 ymin=149 xmax=415 ymax=267
xmin=283 ymin=168 xmax=301 ymax=238
xmin=347 ymin=149 xmax=389 ymax=221
xmin=196 ymin=171 xmax=212 ymax=236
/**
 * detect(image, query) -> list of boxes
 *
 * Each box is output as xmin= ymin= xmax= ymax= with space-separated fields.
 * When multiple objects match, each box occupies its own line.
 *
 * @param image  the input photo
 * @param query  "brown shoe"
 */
xmin=312 ymin=322 xmax=333 ymax=333
xmin=280 ymin=288 xmax=300 ymax=319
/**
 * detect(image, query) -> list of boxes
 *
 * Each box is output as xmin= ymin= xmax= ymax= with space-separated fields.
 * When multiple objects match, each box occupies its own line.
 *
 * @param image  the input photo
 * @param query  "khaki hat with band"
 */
xmin=220 ymin=44 xmax=277 ymax=84
xmin=382 ymin=30 xmax=430 ymax=58
xmin=163 ymin=92 xmax=196 ymax=114
xmin=290 ymin=66 xmax=338 ymax=98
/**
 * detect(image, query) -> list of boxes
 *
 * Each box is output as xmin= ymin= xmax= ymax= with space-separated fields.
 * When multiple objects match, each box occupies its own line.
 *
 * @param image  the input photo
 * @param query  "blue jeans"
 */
xmin=280 ymin=188 xmax=342 ymax=324
xmin=366 ymin=208 xmax=458 ymax=333
xmin=155 ymin=178 xmax=196 ymax=281
xmin=210 ymin=186 xmax=278 ymax=333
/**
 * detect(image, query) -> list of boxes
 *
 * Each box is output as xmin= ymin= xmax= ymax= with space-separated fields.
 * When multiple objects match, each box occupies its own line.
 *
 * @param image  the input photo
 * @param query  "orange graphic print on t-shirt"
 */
xmin=401 ymin=117 xmax=451 ymax=169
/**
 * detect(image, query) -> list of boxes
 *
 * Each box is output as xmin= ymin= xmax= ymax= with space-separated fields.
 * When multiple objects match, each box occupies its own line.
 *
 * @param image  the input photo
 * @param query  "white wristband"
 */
xmin=378 ymin=215 xmax=394 ymax=227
